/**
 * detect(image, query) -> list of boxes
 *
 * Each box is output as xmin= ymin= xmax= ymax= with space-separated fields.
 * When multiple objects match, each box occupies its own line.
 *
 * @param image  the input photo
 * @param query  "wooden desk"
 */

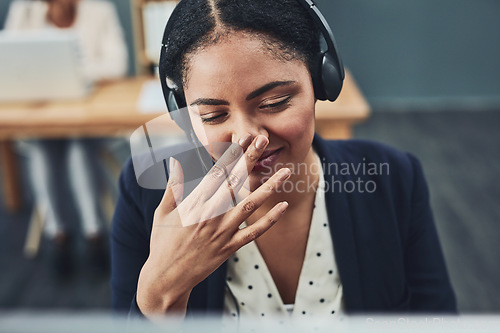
xmin=0 ymin=71 xmax=370 ymax=211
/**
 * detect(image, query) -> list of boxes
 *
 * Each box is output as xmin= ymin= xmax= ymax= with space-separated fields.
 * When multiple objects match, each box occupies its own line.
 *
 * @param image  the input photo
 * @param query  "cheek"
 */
xmin=272 ymin=104 xmax=315 ymax=149
xmin=191 ymin=122 xmax=209 ymax=146
xmin=189 ymin=115 xmax=233 ymax=160
xmin=188 ymin=111 xmax=221 ymax=147
xmin=193 ymin=126 xmax=232 ymax=148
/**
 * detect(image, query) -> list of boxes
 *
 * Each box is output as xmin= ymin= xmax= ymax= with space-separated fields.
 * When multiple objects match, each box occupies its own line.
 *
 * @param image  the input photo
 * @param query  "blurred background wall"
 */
xmin=317 ymin=0 xmax=500 ymax=111
xmin=3 ymin=0 xmax=499 ymax=111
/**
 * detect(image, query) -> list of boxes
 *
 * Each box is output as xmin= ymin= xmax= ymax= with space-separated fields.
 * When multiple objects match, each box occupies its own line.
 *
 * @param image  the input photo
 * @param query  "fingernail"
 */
xmin=255 ymin=136 xmax=267 ymax=149
xmin=279 ymin=168 xmax=291 ymax=181
xmin=238 ymin=134 xmax=252 ymax=147
xmin=169 ymin=157 xmax=177 ymax=180
xmin=278 ymin=201 xmax=289 ymax=214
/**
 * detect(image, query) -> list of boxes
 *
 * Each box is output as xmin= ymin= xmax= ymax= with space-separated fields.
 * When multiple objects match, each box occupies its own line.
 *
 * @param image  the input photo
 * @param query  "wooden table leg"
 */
xmin=0 ymin=140 xmax=22 ymax=212
xmin=24 ymin=202 xmax=45 ymax=258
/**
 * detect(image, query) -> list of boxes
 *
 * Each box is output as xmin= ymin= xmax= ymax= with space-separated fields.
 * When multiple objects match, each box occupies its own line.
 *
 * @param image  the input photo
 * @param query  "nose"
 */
xmin=231 ymin=113 xmax=269 ymax=145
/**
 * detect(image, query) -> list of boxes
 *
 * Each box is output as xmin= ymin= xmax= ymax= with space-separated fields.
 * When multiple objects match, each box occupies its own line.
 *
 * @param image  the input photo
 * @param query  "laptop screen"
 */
xmin=0 ymin=31 xmax=91 ymax=102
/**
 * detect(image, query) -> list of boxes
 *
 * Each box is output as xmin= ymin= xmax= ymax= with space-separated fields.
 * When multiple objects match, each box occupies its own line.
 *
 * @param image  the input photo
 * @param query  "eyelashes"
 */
xmin=200 ymin=113 xmax=226 ymax=124
xmin=200 ymin=96 xmax=292 ymax=125
xmin=259 ymin=96 xmax=292 ymax=110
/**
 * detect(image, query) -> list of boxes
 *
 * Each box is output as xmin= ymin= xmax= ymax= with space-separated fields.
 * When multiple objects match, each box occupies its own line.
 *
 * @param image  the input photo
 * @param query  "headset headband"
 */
xmin=297 ymin=0 xmax=344 ymax=80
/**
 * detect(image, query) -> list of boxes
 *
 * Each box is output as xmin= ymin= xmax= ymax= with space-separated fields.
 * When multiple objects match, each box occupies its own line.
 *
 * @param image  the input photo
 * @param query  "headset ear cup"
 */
xmin=312 ymin=52 xmax=344 ymax=102
xmin=312 ymin=53 xmax=328 ymax=101
xmin=167 ymin=90 xmax=184 ymax=131
xmin=167 ymin=90 xmax=191 ymax=134
xmin=321 ymin=53 xmax=343 ymax=101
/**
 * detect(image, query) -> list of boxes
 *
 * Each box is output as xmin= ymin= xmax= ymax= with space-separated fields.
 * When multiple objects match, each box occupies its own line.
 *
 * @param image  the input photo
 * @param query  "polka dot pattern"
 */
xmin=223 ymin=154 xmax=344 ymax=323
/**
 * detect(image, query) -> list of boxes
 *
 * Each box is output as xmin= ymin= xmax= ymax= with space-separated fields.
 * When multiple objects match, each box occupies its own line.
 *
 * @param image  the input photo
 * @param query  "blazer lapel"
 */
xmin=313 ymin=135 xmax=364 ymax=312
xmin=206 ymin=261 xmax=228 ymax=314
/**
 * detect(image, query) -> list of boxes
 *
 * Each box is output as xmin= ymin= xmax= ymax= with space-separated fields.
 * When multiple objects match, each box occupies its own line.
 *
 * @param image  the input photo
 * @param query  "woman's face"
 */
xmin=183 ymin=32 xmax=316 ymax=190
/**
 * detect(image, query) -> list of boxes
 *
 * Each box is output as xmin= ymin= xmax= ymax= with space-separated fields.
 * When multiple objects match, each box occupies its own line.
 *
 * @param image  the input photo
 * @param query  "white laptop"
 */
xmin=0 ymin=31 xmax=91 ymax=102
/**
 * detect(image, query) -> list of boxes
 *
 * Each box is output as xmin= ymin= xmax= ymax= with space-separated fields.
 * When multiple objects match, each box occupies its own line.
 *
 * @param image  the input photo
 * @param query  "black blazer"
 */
xmin=110 ymin=135 xmax=457 ymax=316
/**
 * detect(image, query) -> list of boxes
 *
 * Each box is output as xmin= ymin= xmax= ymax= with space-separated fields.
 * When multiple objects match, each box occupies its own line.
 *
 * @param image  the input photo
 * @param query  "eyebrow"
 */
xmin=189 ymin=80 xmax=296 ymax=106
xmin=190 ymin=98 xmax=230 ymax=107
xmin=246 ymin=80 xmax=295 ymax=101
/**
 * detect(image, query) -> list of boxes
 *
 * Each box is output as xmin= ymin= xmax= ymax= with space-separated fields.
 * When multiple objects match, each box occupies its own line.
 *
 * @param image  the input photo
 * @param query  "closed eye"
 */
xmin=200 ymin=112 xmax=227 ymax=124
xmin=259 ymin=96 xmax=292 ymax=110
xmin=200 ymin=95 xmax=292 ymax=124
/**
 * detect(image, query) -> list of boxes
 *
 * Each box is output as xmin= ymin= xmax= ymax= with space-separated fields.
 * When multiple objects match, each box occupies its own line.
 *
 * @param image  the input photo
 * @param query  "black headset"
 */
xmin=159 ymin=0 xmax=344 ymax=135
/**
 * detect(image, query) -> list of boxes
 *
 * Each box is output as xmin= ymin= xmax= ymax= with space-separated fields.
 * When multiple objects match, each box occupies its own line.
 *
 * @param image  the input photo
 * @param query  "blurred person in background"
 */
xmin=4 ymin=0 xmax=128 ymax=278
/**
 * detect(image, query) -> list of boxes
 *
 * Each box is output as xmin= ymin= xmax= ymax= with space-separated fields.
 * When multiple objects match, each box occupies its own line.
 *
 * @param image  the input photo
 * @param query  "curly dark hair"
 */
xmin=159 ymin=0 xmax=321 ymax=99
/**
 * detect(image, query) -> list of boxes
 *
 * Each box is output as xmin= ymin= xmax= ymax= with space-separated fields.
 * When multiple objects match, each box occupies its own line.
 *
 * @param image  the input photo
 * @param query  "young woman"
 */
xmin=111 ymin=0 xmax=456 ymax=319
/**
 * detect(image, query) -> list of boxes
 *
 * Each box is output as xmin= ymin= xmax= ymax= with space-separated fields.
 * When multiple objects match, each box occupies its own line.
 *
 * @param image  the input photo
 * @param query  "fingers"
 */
xmin=225 ymin=167 xmax=291 ymax=226
xmin=166 ymin=135 xmax=270 ymax=227
xmin=243 ymin=135 xmax=268 ymax=171
xmin=195 ymin=135 xmax=268 ymax=201
xmin=230 ymin=164 xmax=291 ymax=247
xmin=207 ymin=135 xmax=269 ymax=204
xmin=228 ymin=135 xmax=269 ymax=193
xmin=230 ymin=135 xmax=269 ymax=187
xmin=192 ymin=143 xmax=242 ymax=201
xmin=232 ymin=201 xmax=289 ymax=248
xmin=156 ymin=157 xmax=184 ymax=217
